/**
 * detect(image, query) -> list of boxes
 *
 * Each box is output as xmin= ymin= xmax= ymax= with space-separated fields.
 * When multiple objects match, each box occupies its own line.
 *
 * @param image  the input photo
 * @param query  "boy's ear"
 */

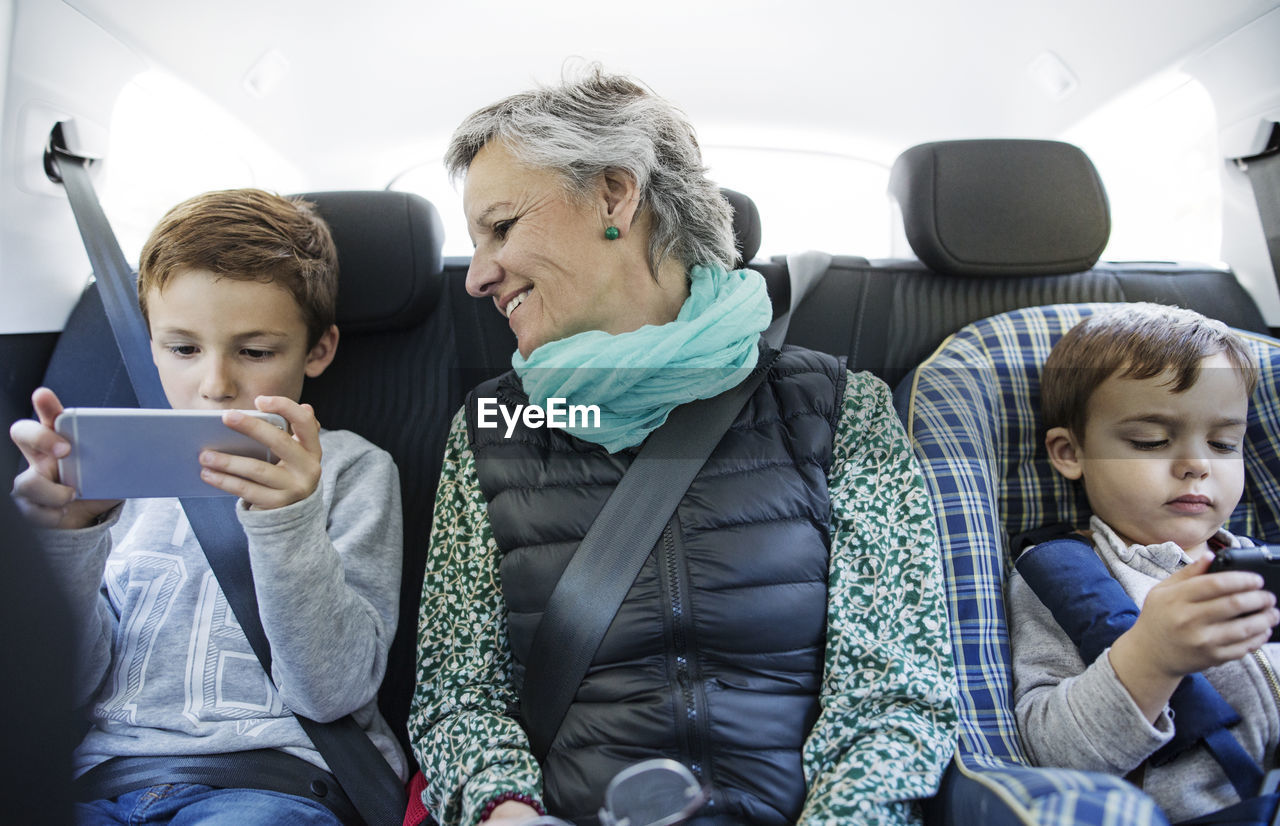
xmin=1045 ymin=426 xmax=1084 ymax=480
xmin=304 ymin=325 xmax=339 ymax=378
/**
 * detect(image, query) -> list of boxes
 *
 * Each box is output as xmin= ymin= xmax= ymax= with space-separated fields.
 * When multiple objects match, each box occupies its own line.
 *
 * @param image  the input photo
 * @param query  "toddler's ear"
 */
xmin=1045 ymin=426 xmax=1084 ymax=480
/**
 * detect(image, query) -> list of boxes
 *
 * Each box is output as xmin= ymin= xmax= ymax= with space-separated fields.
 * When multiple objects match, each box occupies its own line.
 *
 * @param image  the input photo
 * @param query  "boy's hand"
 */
xmin=198 ymin=396 xmax=323 ymax=511
xmin=1111 ymin=553 xmax=1278 ymax=721
xmin=9 ymin=387 xmax=122 ymax=529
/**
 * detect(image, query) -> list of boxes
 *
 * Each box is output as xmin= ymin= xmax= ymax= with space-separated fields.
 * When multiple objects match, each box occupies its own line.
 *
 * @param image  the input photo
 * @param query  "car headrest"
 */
xmin=297 ymin=191 xmax=445 ymax=333
xmin=721 ymin=188 xmax=761 ymax=267
xmin=888 ymin=139 xmax=1111 ymax=278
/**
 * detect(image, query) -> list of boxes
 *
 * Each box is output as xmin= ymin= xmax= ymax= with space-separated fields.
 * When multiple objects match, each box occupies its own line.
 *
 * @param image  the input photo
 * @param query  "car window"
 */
xmin=100 ymin=68 xmax=307 ymax=263
xmin=100 ymin=65 xmax=1223 ymax=272
xmin=389 ymin=145 xmax=893 ymax=262
xmin=703 ymin=146 xmax=892 ymax=260
xmin=1065 ymin=72 xmax=1222 ymax=264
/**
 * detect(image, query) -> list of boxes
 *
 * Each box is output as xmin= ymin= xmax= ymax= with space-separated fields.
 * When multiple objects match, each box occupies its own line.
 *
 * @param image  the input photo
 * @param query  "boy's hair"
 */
xmin=138 ymin=189 xmax=339 ymax=348
xmin=1042 ymin=302 xmax=1259 ymax=439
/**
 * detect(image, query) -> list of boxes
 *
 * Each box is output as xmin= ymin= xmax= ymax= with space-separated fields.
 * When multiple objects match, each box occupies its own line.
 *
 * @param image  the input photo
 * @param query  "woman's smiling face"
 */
xmin=462 ymin=141 xmax=642 ymax=359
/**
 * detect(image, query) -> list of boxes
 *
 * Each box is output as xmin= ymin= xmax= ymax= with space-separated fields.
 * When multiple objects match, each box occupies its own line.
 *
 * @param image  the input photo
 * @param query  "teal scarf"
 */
xmin=512 ymin=263 xmax=772 ymax=452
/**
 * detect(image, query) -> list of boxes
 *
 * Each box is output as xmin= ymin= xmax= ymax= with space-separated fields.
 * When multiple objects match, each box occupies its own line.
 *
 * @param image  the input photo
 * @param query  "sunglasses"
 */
xmin=525 ymin=758 xmax=709 ymax=826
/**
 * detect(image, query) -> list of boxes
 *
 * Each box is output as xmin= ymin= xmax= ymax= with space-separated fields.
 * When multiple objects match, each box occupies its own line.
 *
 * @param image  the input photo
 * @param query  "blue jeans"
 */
xmin=76 ymin=783 xmax=343 ymax=825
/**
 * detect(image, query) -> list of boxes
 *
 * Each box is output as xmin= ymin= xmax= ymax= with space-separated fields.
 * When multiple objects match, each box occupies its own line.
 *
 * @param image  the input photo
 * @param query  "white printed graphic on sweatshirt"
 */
xmin=183 ymin=570 xmax=283 ymax=725
xmin=96 ymin=552 xmax=188 ymax=725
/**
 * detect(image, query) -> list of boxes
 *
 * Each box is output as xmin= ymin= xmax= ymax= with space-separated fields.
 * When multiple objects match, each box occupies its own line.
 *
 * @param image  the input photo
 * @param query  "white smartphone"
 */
xmin=54 ymin=408 xmax=287 ymax=500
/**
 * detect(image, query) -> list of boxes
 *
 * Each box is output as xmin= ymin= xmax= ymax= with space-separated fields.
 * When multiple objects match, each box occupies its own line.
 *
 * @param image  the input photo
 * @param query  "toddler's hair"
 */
xmin=1042 ymin=302 xmax=1257 ymax=438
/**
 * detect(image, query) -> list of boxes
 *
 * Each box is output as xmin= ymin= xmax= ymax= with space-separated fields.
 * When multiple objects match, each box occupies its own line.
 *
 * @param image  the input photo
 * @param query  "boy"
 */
xmin=1009 ymin=302 xmax=1279 ymax=821
xmin=8 ymin=189 xmax=405 ymax=824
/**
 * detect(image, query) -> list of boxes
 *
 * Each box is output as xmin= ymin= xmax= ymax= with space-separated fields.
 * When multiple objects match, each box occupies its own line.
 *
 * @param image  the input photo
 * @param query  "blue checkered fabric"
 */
xmin=898 ymin=303 xmax=1280 ymax=826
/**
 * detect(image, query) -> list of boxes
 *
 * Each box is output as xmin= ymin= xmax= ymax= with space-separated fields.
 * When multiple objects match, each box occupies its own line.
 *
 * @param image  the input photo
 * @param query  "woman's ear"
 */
xmin=598 ymin=168 xmax=641 ymax=234
xmin=1045 ymin=426 xmax=1084 ymax=481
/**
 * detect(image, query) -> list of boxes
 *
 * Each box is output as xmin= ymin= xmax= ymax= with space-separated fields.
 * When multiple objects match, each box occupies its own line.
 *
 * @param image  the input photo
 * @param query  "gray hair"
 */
xmin=445 ymin=66 xmax=737 ymax=274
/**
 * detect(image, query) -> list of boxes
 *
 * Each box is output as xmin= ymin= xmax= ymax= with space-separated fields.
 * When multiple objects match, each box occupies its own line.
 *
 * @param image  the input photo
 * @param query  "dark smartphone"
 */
xmin=1209 ymin=546 xmax=1280 ymax=643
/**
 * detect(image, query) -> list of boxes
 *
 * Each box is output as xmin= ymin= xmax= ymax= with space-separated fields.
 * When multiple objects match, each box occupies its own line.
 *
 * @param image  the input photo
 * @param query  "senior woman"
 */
xmin=407 ymin=68 xmax=958 ymax=826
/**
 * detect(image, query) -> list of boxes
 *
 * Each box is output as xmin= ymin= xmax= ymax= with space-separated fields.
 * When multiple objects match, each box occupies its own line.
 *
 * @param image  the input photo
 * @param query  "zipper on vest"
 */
xmin=661 ymin=516 xmax=713 ymax=787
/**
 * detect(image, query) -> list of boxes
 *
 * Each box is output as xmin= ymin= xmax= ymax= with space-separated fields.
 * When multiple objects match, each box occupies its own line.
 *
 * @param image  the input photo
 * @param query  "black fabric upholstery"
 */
xmin=442 ymin=258 xmax=517 ymax=384
xmin=784 ymin=259 xmax=1267 ymax=389
xmin=301 ymin=191 xmax=445 ymax=332
xmin=774 ymin=255 xmax=879 ymax=362
xmin=0 ymin=331 xmax=59 ymax=478
xmin=0 ymin=492 xmax=75 ymax=823
xmin=756 ymin=260 xmax=790 ymax=321
xmin=721 ymin=187 xmax=761 ymax=267
xmin=288 ymin=198 xmax=508 ymax=767
xmin=41 ymin=192 xmax=446 ymax=409
xmin=42 ymin=281 xmax=143 ymax=410
xmin=777 ymin=139 xmax=1267 ymax=388
xmin=300 ymin=290 xmax=458 ymax=764
xmin=889 ymin=140 xmax=1111 ymax=277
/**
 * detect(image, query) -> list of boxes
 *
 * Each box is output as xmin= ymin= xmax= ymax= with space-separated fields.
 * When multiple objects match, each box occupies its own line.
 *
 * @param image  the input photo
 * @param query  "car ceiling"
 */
xmin=6 ymin=0 xmax=1280 ymax=335
xmin=62 ymin=0 xmax=1280 ymax=186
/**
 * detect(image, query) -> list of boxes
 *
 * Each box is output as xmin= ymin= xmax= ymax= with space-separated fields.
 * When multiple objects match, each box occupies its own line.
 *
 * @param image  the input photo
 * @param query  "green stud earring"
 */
xmin=604 ymin=226 xmax=620 ymax=241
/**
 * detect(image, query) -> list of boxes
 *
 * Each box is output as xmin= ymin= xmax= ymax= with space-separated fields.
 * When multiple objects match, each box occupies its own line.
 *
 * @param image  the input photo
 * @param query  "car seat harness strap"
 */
xmin=1016 ymin=534 xmax=1262 ymax=799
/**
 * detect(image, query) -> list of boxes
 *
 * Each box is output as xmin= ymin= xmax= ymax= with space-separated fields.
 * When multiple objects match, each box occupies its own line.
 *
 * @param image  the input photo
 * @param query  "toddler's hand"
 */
xmin=1111 ymin=553 xmax=1277 ymax=720
xmin=1144 ymin=553 xmax=1277 ymax=673
xmin=9 ymin=387 xmax=121 ymax=528
xmin=197 ymin=396 xmax=322 ymax=510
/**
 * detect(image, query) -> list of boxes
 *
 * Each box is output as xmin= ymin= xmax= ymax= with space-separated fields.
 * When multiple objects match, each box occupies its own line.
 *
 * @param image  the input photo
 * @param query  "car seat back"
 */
xmin=780 ymin=139 xmax=1267 ymax=387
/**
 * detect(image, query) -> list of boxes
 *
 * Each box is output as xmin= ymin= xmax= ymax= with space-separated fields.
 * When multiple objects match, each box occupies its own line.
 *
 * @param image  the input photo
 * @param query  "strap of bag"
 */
xmin=520 ymin=350 xmax=778 ymax=761
xmin=1016 ymin=536 xmax=1263 ymax=798
xmin=45 ymin=122 xmax=405 ymax=825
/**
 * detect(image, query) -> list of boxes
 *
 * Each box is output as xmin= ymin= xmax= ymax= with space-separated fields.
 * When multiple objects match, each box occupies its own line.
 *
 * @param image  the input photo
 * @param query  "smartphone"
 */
xmin=1208 ymin=545 xmax=1280 ymax=643
xmin=54 ymin=408 xmax=286 ymax=500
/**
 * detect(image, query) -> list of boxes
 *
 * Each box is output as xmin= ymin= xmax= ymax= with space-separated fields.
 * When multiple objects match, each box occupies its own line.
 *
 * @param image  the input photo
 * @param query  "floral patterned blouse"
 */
xmin=409 ymin=371 xmax=958 ymax=826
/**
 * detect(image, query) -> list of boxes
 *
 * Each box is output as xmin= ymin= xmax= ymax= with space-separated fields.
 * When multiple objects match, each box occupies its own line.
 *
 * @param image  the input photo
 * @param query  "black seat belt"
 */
xmin=1235 ymin=122 xmax=1280 ymax=295
xmin=44 ymin=121 xmax=406 ymax=826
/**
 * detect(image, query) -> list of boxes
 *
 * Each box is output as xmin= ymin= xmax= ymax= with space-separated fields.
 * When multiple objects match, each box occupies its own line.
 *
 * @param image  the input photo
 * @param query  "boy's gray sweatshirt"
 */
xmin=1009 ymin=516 xmax=1280 ymax=821
xmin=38 ymin=428 xmax=407 ymax=781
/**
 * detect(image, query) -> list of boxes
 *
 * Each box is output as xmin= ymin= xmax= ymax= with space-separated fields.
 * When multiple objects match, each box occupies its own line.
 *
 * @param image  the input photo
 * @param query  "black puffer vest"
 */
xmin=465 ymin=345 xmax=845 ymax=825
